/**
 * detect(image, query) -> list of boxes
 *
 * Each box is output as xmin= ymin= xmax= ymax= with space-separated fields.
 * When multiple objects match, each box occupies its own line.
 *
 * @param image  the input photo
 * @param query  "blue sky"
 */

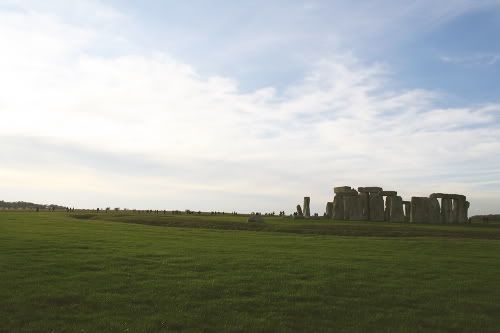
xmin=1 ymin=0 xmax=500 ymax=214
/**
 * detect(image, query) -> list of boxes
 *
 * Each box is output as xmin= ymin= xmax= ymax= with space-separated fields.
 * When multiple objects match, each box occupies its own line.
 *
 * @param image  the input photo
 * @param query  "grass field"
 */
xmin=1 ymin=212 xmax=500 ymax=332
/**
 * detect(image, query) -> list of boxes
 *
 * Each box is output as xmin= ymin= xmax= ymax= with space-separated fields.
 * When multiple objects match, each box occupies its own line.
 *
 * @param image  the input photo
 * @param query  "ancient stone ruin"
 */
xmin=296 ymin=186 xmax=470 ymax=224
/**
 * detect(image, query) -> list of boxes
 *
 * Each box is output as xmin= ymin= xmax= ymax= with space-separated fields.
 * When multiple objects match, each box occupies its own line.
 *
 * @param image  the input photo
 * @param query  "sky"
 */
xmin=1 ymin=0 xmax=500 ymax=214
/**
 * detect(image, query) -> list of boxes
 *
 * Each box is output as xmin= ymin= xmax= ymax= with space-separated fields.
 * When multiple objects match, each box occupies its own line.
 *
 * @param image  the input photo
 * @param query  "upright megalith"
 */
xmin=358 ymin=192 xmax=370 ymax=220
xmin=296 ymin=205 xmax=303 ymax=217
xmin=454 ymin=195 xmax=467 ymax=224
xmin=465 ymin=201 xmax=470 ymax=222
xmin=325 ymin=202 xmax=333 ymax=218
xmin=303 ymin=197 xmax=311 ymax=218
xmin=344 ymin=194 xmax=364 ymax=221
xmin=332 ymin=195 xmax=344 ymax=220
xmin=429 ymin=197 xmax=441 ymax=224
xmin=388 ymin=196 xmax=405 ymax=222
xmin=441 ymin=198 xmax=453 ymax=223
xmin=411 ymin=197 xmax=431 ymax=223
xmin=382 ymin=191 xmax=397 ymax=221
xmin=403 ymin=201 xmax=410 ymax=223
xmin=370 ymin=192 xmax=385 ymax=221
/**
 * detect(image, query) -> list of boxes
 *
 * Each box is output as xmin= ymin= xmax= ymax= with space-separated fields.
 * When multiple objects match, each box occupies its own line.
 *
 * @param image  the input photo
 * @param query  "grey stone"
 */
xmin=358 ymin=187 xmax=382 ymax=193
xmin=359 ymin=192 xmax=370 ymax=220
xmin=411 ymin=197 xmax=430 ymax=223
xmin=296 ymin=205 xmax=303 ymax=217
xmin=334 ymin=186 xmax=352 ymax=194
xmin=344 ymin=194 xmax=364 ymax=221
xmin=441 ymin=198 xmax=452 ymax=223
xmin=388 ymin=196 xmax=405 ymax=222
xmin=303 ymin=197 xmax=311 ymax=218
xmin=403 ymin=201 xmax=410 ymax=223
xmin=332 ymin=195 xmax=344 ymax=220
xmin=429 ymin=197 xmax=441 ymax=224
xmin=454 ymin=196 xmax=467 ymax=224
xmin=380 ymin=191 xmax=397 ymax=196
xmin=325 ymin=202 xmax=333 ymax=218
xmin=369 ymin=192 xmax=385 ymax=221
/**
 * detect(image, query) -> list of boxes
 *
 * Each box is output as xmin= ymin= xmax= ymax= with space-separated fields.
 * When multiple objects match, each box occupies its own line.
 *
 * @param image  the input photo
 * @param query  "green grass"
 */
xmin=1 ymin=212 xmax=500 ymax=332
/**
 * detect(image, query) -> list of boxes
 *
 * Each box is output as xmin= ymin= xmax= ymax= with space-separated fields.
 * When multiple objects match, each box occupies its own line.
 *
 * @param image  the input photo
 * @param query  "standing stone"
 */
xmin=325 ymin=202 xmax=333 ymax=218
xmin=441 ymin=198 xmax=452 ymax=223
xmin=359 ymin=192 xmax=370 ymax=220
xmin=465 ymin=201 xmax=470 ymax=222
xmin=411 ymin=197 xmax=431 ymax=223
xmin=403 ymin=201 xmax=411 ymax=223
xmin=296 ymin=205 xmax=303 ymax=217
xmin=455 ymin=195 xmax=467 ymax=223
xmin=369 ymin=192 xmax=385 ymax=221
xmin=388 ymin=196 xmax=405 ymax=222
xmin=332 ymin=195 xmax=344 ymax=220
xmin=303 ymin=197 xmax=311 ymax=218
xmin=429 ymin=197 xmax=441 ymax=224
xmin=344 ymin=194 xmax=364 ymax=221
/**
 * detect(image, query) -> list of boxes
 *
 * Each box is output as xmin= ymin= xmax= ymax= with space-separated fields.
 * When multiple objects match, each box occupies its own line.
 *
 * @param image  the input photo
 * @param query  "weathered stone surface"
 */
xmin=296 ymin=205 xmax=303 ymax=217
xmin=411 ymin=197 xmax=431 ymax=223
xmin=247 ymin=214 xmax=263 ymax=223
xmin=344 ymin=194 xmax=364 ymax=221
xmin=334 ymin=186 xmax=352 ymax=194
xmin=332 ymin=195 xmax=344 ymax=220
xmin=384 ymin=196 xmax=391 ymax=221
xmin=454 ymin=196 xmax=467 ymax=224
xmin=325 ymin=202 xmax=333 ymax=218
xmin=429 ymin=197 xmax=441 ymax=224
xmin=388 ymin=196 xmax=404 ymax=222
xmin=430 ymin=193 xmax=466 ymax=200
xmin=403 ymin=201 xmax=410 ymax=223
xmin=380 ymin=191 xmax=397 ymax=196
xmin=441 ymin=198 xmax=452 ymax=223
xmin=465 ymin=201 xmax=470 ymax=223
xmin=334 ymin=187 xmax=358 ymax=196
xmin=358 ymin=187 xmax=382 ymax=193
xmin=359 ymin=192 xmax=370 ymax=220
xmin=369 ymin=192 xmax=385 ymax=221
xmin=303 ymin=197 xmax=311 ymax=218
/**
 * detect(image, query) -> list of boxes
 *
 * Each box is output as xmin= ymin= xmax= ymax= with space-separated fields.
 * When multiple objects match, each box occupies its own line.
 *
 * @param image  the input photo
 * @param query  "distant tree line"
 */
xmin=0 ymin=200 xmax=67 ymax=210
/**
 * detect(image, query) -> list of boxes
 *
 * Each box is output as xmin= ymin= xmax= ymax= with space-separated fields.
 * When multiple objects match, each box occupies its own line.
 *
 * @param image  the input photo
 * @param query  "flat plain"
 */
xmin=1 ymin=211 xmax=500 ymax=332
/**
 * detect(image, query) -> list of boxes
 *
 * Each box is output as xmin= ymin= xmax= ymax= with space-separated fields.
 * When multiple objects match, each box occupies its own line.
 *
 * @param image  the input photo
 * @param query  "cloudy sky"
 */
xmin=1 ymin=0 xmax=500 ymax=214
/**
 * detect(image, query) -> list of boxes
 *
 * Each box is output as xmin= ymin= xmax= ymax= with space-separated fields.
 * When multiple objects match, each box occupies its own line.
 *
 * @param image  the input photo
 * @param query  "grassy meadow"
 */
xmin=1 ymin=211 xmax=500 ymax=332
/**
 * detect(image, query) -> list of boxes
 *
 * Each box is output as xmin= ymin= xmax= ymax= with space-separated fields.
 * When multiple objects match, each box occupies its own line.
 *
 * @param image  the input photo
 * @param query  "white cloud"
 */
xmin=0 ymin=2 xmax=499 ymax=215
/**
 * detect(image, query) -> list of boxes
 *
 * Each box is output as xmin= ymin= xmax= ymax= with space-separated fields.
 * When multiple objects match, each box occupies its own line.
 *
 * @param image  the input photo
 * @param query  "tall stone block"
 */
xmin=369 ymin=192 xmax=385 ymax=221
xmin=344 ymin=194 xmax=363 ymax=221
xmin=325 ymin=202 xmax=333 ymax=218
xmin=389 ymin=196 xmax=404 ymax=222
xmin=296 ymin=205 xmax=303 ymax=217
xmin=359 ymin=192 xmax=370 ymax=220
xmin=429 ymin=197 xmax=441 ymax=224
xmin=455 ymin=195 xmax=467 ymax=223
xmin=441 ymin=198 xmax=452 ymax=223
xmin=303 ymin=197 xmax=311 ymax=218
xmin=411 ymin=197 xmax=431 ymax=223
xmin=465 ymin=201 xmax=470 ymax=222
xmin=332 ymin=195 xmax=344 ymax=220
xmin=403 ymin=201 xmax=410 ymax=223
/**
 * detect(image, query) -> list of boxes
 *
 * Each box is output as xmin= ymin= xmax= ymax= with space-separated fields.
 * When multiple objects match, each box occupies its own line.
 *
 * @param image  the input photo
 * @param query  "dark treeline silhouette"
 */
xmin=0 ymin=200 xmax=67 ymax=211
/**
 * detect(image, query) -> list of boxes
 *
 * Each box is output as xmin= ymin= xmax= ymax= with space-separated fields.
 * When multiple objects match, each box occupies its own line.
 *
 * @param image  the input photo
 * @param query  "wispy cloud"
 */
xmin=440 ymin=53 xmax=500 ymax=66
